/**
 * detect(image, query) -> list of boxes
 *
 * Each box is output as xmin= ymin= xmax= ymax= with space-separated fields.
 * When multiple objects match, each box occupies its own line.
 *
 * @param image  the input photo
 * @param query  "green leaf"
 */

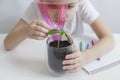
xmin=59 ymin=30 xmax=64 ymax=36
xmin=47 ymin=29 xmax=60 ymax=35
xmin=61 ymin=30 xmax=69 ymax=38
xmin=47 ymin=29 xmax=69 ymax=40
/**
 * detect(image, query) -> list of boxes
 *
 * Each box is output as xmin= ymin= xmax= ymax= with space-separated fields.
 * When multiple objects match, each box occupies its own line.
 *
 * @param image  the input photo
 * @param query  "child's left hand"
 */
xmin=62 ymin=45 xmax=84 ymax=73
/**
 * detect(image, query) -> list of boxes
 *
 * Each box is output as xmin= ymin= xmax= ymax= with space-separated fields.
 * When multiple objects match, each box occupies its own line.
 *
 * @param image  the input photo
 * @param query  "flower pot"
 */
xmin=46 ymin=36 xmax=73 ymax=76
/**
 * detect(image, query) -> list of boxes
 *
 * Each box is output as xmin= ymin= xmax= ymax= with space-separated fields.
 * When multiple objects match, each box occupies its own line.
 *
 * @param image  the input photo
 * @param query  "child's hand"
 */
xmin=62 ymin=45 xmax=84 ymax=73
xmin=25 ymin=20 xmax=51 ymax=40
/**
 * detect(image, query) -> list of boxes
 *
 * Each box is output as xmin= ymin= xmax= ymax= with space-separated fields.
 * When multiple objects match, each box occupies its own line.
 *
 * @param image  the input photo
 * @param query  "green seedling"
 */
xmin=47 ymin=29 xmax=69 ymax=48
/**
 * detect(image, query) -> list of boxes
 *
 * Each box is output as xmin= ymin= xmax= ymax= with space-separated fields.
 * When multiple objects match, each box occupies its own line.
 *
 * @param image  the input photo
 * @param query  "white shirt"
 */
xmin=22 ymin=0 xmax=99 ymax=37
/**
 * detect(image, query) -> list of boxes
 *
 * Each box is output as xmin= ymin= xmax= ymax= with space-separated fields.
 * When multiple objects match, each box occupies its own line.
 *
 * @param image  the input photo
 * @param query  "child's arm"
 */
xmin=83 ymin=17 xmax=115 ymax=64
xmin=4 ymin=19 xmax=51 ymax=50
xmin=62 ymin=17 xmax=115 ymax=73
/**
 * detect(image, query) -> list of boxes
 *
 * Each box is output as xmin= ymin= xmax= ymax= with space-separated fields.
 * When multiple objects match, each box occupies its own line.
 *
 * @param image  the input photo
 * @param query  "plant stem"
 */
xmin=65 ymin=33 xmax=71 ymax=43
xmin=58 ymin=36 xmax=60 ymax=48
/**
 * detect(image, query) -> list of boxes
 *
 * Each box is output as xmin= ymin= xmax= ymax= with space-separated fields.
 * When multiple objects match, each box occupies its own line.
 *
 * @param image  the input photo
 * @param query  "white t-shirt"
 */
xmin=22 ymin=0 xmax=99 ymax=37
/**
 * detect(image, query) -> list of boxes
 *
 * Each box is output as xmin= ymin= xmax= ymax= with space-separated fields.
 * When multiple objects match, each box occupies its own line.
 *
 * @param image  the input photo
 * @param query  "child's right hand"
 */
xmin=25 ymin=20 xmax=51 ymax=40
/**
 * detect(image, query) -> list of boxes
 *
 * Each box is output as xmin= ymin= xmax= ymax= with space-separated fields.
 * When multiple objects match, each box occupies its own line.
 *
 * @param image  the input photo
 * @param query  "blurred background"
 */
xmin=0 ymin=0 xmax=120 ymax=33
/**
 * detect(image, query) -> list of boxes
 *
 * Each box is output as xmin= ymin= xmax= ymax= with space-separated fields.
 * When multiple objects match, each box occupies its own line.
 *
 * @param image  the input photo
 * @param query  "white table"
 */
xmin=0 ymin=34 xmax=120 ymax=80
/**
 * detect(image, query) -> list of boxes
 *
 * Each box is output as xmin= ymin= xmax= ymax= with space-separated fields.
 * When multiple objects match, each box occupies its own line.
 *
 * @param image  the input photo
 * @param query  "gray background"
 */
xmin=0 ymin=0 xmax=120 ymax=33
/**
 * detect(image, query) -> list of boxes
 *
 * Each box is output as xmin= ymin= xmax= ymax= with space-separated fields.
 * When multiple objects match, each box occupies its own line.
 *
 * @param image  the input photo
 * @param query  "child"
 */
xmin=4 ymin=0 xmax=115 ymax=73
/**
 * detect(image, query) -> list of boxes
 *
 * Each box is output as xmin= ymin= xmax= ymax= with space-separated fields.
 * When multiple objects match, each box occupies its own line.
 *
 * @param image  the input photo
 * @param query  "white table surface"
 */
xmin=0 ymin=34 xmax=120 ymax=80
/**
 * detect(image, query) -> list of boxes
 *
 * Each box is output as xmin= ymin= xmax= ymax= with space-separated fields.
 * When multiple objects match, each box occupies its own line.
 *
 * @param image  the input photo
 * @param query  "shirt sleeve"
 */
xmin=22 ymin=2 xmax=39 ymax=24
xmin=80 ymin=0 xmax=100 ymax=25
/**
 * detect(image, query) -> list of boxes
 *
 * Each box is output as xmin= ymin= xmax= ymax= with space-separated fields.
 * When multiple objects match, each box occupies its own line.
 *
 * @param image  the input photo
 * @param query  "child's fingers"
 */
xmin=62 ymin=57 xmax=80 ymax=65
xmin=31 ymin=35 xmax=45 ymax=40
xmin=62 ymin=45 xmax=83 ymax=73
xmin=34 ymin=26 xmax=49 ymax=34
xmin=65 ymin=44 xmax=82 ymax=59
xmin=66 ymin=52 xmax=80 ymax=59
xmin=32 ymin=31 xmax=47 ymax=37
xmin=63 ymin=61 xmax=81 ymax=70
xmin=66 ymin=66 xmax=81 ymax=73
xmin=35 ymin=20 xmax=51 ymax=30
